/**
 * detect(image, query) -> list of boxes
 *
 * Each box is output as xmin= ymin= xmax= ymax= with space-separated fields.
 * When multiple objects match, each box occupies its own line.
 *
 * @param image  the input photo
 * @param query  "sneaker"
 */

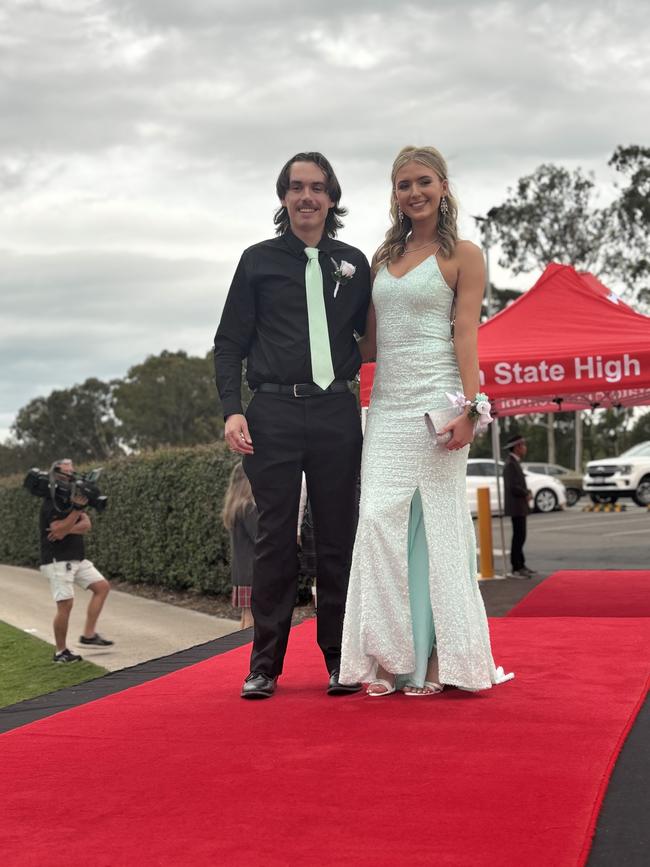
xmin=53 ymin=648 xmax=83 ymax=663
xmin=79 ymin=633 xmax=114 ymax=646
xmin=520 ymin=567 xmax=539 ymax=577
xmin=508 ymin=570 xmax=532 ymax=580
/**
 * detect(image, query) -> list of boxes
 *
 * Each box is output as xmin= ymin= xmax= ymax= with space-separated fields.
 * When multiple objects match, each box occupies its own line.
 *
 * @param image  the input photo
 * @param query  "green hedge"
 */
xmin=0 ymin=472 xmax=40 ymax=569
xmin=0 ymin=445 xmax=238 ymax=595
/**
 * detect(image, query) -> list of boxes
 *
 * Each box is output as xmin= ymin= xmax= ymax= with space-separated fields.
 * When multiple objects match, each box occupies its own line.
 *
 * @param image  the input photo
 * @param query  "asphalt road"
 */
xmin=483 ymin=503 xmax=649 ymax=575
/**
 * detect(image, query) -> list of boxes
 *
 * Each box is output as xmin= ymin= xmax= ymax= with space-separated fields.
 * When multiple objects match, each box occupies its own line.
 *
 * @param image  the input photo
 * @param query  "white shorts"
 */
xmin=40 ymin=559 xmax=106 ymax=603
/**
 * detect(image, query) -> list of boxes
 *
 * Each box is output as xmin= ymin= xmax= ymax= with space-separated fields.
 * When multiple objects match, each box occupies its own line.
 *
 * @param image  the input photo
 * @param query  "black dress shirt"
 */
xmin=40 ymin=499 xmax=85 ymax=565
xmin=214 ymin=229 xmax=372 ymax=417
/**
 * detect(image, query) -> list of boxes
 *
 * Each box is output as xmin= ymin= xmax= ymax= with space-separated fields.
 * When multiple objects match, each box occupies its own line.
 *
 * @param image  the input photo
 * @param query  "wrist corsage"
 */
xmin=445 ymin=391 xmax=493 ymax=432
xmin=467 ymin=392 xmax=493 ymax=432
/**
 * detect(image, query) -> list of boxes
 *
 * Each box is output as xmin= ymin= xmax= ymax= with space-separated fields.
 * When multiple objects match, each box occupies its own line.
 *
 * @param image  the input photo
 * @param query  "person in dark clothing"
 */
xmin=222 ymin=462 xmax=258 ymax=630
xmin=503 ymin=435 xmax=537 ymax=579
xmin=297 ymin=473 xmax=317 ymax=605
xmin=214 ymin=151 xmax=372 ymax=699
xmin=39 ymin=459 xmax=113 ymax=663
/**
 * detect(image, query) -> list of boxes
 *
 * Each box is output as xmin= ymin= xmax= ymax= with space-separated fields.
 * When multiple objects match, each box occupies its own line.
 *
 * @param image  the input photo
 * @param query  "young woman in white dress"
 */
xmin=339 ymin=146 xmax=511 ymax=696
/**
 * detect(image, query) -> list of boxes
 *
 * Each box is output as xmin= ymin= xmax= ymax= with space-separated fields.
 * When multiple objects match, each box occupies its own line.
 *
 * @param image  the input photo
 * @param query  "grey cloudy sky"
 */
xmin=2 ymin=0 xmax=649 ymax=440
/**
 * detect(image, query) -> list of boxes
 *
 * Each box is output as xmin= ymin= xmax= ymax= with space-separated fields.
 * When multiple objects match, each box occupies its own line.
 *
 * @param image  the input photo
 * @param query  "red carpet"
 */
xmin=1 ymin=617 xmax=649 ymax=867
xmin=508 ymin=570 xmax=650 ymax=618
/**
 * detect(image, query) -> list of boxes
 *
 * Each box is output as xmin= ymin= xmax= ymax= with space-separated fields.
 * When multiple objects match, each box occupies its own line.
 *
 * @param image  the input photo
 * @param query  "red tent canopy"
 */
xmin=360 ymin=263 xmax=650 ymax=416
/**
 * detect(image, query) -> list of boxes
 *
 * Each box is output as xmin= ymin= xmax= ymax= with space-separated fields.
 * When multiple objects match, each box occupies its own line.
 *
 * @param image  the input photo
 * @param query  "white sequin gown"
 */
xmin=340 ymin=255 xmax=507 ymax=691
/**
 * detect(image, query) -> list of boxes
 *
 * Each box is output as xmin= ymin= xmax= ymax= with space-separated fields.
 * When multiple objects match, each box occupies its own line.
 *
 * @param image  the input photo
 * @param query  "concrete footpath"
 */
xmin=0 ymin=564 xmax=239 ymax=671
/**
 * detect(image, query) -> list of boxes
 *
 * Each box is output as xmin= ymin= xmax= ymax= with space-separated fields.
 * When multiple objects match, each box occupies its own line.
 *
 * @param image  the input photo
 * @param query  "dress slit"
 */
xmin=403 ymin=488 xmax=436 ymax=688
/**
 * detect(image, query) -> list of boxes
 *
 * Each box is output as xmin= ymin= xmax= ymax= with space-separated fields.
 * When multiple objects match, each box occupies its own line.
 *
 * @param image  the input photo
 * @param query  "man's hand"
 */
xmin=68 ymin=512 xmax=91 ymax=535
xmin=225 ymin=413 xmax=254 ymax=455
xmin=47 ymin=520 xmax=68 ymax=542
xmin=47 ymin=506 xmax=91 ymax=541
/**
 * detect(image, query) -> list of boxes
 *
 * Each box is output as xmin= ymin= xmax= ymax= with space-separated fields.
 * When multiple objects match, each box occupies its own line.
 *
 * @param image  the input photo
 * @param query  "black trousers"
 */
xmin=510 ymin=515 xmax=527 ymax=571
xmin=242 ymin=390 xmax=362 ymax=678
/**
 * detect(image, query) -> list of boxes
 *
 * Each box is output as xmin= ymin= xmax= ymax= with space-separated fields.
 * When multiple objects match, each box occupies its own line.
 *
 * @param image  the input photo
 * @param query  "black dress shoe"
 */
xmin=327 ymin=669 xmax=362 ymax=696
xmin=241 ymin=672 xmax=277 ymax=700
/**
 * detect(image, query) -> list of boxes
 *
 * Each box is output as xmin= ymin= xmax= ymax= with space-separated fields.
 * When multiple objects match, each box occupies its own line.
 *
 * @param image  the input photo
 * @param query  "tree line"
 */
xmin=470 ymin=408 xmax=650 ymax=467
xmin=0 ymin=350 xmax=246 ymax=475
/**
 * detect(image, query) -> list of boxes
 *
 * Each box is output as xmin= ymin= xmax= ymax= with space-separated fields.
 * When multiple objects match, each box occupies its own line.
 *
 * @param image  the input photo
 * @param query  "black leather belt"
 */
xmin=256 ymin=381 xmax=350 ymax=397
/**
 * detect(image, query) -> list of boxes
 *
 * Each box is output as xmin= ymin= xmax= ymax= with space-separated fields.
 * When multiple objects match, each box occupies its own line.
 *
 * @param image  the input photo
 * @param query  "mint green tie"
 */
xmin=304 ymin=247 xmax=335 ymax=391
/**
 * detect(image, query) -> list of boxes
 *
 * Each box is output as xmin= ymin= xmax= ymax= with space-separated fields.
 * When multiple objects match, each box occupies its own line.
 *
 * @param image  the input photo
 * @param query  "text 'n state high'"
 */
xmin=480 ymin=354 xmax=642 ymax=386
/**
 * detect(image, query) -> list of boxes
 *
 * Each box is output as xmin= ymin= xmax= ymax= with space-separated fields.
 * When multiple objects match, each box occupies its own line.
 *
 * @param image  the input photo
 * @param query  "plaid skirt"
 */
xmin=231 ymin=585 xmax=252 ymax=609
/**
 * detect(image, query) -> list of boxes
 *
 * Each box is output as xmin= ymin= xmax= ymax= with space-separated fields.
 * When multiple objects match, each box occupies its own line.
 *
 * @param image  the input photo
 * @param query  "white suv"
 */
xmin=583 ymin=441 xmax=650 ymax=507
xmin=466 ymin=459 xmax=567 ymax=515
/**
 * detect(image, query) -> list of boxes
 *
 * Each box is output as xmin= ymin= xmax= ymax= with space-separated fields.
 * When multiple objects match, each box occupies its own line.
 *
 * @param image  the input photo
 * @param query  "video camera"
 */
xmin=23 ymin=465 xmax=108 ymax=513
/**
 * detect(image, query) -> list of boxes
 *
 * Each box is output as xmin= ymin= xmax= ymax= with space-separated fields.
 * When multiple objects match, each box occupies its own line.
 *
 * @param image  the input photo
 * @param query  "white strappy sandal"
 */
xmin=366 ymin=678 xmax=397 ymax=697
xmin=403 ymin=681 xmax=444 ymax=696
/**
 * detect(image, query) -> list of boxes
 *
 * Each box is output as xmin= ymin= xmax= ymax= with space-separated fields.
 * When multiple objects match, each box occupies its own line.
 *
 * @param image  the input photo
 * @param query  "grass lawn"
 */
xmin=0 ymin=621 xmax=107 ymax=709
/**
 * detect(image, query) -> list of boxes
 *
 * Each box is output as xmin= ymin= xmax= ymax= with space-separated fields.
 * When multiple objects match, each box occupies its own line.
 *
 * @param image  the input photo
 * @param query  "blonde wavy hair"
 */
xmin=373 ymin=146 xmax=459 ymax=272
xmin=221 ymin=462 xmax=255 ymax=531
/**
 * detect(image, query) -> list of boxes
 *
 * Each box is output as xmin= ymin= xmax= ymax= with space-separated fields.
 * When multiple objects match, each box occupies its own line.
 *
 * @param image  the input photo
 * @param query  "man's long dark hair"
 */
xmin=274 ymin=151 xmax=347 ymax=237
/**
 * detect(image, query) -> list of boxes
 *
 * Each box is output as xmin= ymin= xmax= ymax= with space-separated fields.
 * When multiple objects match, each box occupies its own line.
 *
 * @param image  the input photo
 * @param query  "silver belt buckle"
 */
xmin=293 ymin=383 xmax=309 ymax=398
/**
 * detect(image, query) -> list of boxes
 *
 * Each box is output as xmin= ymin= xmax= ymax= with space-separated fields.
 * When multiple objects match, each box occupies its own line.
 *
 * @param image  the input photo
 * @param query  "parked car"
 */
xmin=466 ymin=459 xmax=567 ymax=516
xmin=583 ymin=440 xmax=650 ymax=506
xmin=523 ymin=462 xmax=583 ymax=507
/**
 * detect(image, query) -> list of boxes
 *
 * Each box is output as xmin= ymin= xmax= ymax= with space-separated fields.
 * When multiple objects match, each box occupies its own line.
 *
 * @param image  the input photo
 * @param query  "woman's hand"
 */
xmin=441 ymin=413 xmax=475 ymax=451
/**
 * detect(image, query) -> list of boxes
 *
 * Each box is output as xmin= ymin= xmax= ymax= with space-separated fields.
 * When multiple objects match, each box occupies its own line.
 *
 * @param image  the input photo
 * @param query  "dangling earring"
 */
xmin=398 ymin=207 xmax=404 ymax=224
xmin=440 ymin=196 xmax=449 ymax=216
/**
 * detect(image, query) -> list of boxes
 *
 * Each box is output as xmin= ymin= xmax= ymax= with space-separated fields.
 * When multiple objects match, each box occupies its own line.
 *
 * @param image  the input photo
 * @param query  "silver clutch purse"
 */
xmin=424 ymin=406 xmax=462 ymax=445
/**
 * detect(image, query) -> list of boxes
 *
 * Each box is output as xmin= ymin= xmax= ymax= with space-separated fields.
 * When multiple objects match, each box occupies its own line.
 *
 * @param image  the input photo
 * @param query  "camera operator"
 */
xmin=39 ymin=459 xmax=114 ymax=663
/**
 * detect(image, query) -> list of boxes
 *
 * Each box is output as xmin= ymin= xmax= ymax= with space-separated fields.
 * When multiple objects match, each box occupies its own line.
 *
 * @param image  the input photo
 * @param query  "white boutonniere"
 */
xmin=331 ymin=259 xmax=356 ymax=298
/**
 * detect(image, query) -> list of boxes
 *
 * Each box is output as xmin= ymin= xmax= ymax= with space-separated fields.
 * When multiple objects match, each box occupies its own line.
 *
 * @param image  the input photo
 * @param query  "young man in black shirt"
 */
xmin=214 ymin=152 xmax=372 ymax=698
xmin=39 ymin=459 xmax=114 ymax=663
